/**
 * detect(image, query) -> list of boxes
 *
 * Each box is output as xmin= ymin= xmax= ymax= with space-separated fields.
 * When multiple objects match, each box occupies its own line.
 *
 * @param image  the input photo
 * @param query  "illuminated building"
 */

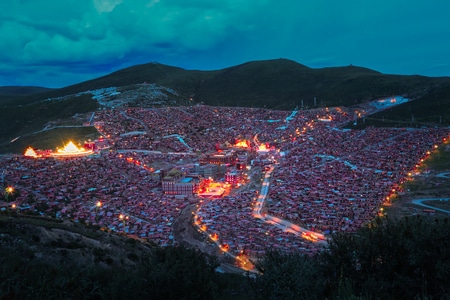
xmin=200 ymin=152 xmax=235 ymax=165
xmin=50 ymin=141 xmax=94 ymax=158
xmin=83 ymin=141 xmax=97 ymax=151
xmin=162 ymin=175 xmax=204 ymax=196
xmin=225 ymin=171 xmax=242 ymax=184
xmin=24 ymin=147 xmax=39 ymax=158
xmin=193 ymin=163 xmax=226 ymax=179
xmin=24 ymin=141 xmax=95 ymax=159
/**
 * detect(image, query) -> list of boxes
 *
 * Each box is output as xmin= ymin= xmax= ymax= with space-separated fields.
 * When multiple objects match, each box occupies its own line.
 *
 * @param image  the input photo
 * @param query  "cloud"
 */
xmin=1 ymin=1 xmax=262 ymax=63
xmin=94 ymin=0 xmax=123 ymax=13
xmin=0 ymin=0 xmax=276 ymax=86
xmin=0 ymin=0 xmax=449 ymax=87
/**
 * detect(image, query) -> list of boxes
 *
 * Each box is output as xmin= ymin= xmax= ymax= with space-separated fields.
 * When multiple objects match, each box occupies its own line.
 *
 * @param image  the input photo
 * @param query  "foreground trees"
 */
xmin=256 ymin=215 xmax=450 ymax=300
xmin=1 ymin=215 xmax=449 ymax=299
xmin=322 ymin=216 xmax=450 ymax=299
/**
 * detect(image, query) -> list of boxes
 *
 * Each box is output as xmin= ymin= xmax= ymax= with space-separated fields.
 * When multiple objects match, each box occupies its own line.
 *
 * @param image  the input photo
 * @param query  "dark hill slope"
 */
xmin=351 ymin=81 xmax=450 ymax=128
xmin=56 ymin=62 xmax=215 ymax=96
xmin=0 ymin=86 xmax=55 ymax=106
xmin=193 ymin=59 xmax=448 ymax=109
xmin=0 ymin=86 xmax=53 ymax=97
xmin=1 ymin=59 xmax=450 ymax=146
xmin=12 ymin=63 xmax=215 ymax=106
xmin=7 ymin=59 xmax=449 ymax=109
xmin=193 ymin=59 xmax=317 ymax=107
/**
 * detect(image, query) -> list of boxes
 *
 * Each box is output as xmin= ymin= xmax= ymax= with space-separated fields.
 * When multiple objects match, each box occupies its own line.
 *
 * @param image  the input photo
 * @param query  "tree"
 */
xmin=255 ymin=250 xmax=324 ymax=300
xmin=139 ymin=246 xmax=220 ymax=299
xmin=319 ymin=216 xmax=450 ymax=299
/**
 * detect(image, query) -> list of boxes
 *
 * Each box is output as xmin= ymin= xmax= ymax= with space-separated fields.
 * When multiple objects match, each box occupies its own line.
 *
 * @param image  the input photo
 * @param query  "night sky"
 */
xmin=1 ymin=0 xmax=449 ymax=88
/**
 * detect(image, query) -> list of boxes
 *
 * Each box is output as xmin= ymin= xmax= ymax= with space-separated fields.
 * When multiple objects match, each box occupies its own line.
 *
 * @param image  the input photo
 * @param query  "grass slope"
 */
xmin=0 ymin=126 xmax=100 ymax=154
xmin=0 ymin=94 xmax=98 ymax=149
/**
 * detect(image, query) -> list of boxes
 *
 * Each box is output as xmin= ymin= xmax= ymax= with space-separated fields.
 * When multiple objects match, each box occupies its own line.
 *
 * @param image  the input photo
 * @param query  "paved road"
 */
xmin=411 ymin=198 xmax=450 ymax=214
xmin=253 ymin=165 xmax=327 ymax=244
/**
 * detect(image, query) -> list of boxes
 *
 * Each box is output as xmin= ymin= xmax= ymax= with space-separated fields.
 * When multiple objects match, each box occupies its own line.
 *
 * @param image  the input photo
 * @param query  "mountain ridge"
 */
xmin=1 ymin=58 xmax=450 ymax=149
xmin=4 ymin=58 xmax=449 ymax=106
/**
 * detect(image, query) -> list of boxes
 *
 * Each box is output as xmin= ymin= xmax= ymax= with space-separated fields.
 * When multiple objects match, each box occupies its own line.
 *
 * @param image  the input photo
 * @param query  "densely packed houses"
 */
xmin=1 ymin=104 xmax=448 ymax=257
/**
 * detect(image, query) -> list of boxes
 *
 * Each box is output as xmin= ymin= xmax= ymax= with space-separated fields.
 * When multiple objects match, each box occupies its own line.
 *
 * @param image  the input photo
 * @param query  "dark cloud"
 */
xmin=0 ymin=0 xmax=449 ymax=87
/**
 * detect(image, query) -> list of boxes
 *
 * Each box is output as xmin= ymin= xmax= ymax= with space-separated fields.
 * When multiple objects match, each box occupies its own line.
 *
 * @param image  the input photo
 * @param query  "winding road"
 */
xmin=252 ymin=165 xmax=327 ymax=244
xmin=411 ymin=198 xmax=450 ymax=214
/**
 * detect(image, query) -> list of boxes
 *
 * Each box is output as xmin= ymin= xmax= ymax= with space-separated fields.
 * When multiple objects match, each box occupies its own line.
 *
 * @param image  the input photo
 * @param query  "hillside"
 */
xmin=1 ymin=58 xmax=450 ymax=146
xmin=1 ymin=59 xmax=450 ymax=299
xmin=350 ymin=81 xmax=450 ymax=128
xmin=1 ymin=211 xmax=448 ymax=299
xmin=0 ymin=86 xmax=54 ymax=97
xmin=193 ymin=60 xmax=449 ymax=109
xmin=6 ymin=59 xmax=449 ymax=108
xmin=0 ymin=94 xmax=98 ymax=145
xmin=0 ymin=214 xmax=245 ymax=299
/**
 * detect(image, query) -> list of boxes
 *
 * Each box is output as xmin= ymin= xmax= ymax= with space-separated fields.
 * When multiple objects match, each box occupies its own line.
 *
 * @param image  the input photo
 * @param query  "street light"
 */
xmin=95 ymin=201 xmax=102 ymax=222
xmin=5 ymin=186 xmax=14 ymax=202
xmin=11 ymin=203 xmax=18 ymax=216
xmin=119 ymin=214 xmax=129 ymax=229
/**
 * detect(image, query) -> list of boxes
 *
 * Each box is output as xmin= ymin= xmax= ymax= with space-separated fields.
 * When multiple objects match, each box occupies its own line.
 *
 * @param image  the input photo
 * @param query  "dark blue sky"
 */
xmin=1 ymin=0 xmax=449 ymax=88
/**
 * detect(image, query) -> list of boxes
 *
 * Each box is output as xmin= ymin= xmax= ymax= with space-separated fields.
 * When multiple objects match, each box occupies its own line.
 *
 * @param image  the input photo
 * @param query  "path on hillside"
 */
xmin=411 ymin=198 xmax=450 ymax=214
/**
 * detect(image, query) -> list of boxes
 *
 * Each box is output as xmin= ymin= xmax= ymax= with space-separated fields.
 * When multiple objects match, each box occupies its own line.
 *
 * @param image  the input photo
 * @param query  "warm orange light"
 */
xmin=60 ymin=141 xmax=79 ymax=152
xmin=235 ymin=140 xmax=250 ymax=148
xmin=220 ymin=243 xmax=229 ymax=252
xmin=210 ymin=233 xmax=219 ymax=241
xmin=236 ymin=254 xmax=254 ymax=271
xmin=51 ymin=141 xmax=93 ymax=157
xmin=24 ymin=147 xmax=39 ymax=158
xmin=258 ymin=144 xmax=268 ymax=151
xmin=96 ymin=201 xmax=102 ymax=208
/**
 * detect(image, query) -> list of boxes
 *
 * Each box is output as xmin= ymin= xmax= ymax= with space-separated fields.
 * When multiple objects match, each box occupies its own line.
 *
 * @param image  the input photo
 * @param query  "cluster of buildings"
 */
xmin=2 ymin=103 xmax=449 ymax=261
xmin=159 ymin=147 xmax=271 ymax=197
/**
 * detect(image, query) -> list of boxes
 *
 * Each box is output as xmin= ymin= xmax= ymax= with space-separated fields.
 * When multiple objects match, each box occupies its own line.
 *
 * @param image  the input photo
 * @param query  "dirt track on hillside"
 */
xmin=172 ymin=203 xmax=220 ymax=256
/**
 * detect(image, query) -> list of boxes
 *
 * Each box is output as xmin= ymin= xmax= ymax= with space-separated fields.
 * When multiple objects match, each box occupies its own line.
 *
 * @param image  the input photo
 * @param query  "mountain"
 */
xmin=8 ymin=58 xmax=450 ymax=108
xmin=6 ymin=59 xmax=450 ymax=109
xmin=0 ymin=86 xmax=54 ymax=97
xmin=0 ymin=86 xmax=55 ymax=107
xmin=1 ymin=58 xmax=450 ymax=148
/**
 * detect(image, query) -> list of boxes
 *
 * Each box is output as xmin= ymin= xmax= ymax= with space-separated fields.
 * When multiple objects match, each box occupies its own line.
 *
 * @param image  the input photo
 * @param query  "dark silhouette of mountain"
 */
xmin=7 ymin=58 xmax=450 ymax=108
xmin=0 ymin=86 xmax=54 ymax=97
xmin=1 ymin=58 xmax=449 ymax=147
